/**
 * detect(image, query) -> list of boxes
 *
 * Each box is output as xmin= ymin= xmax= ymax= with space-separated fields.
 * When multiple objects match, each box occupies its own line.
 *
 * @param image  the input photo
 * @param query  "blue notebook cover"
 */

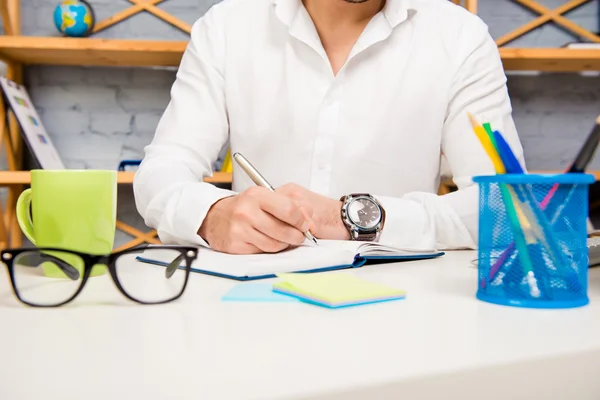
xmin=135 ymin=242 xmax=444 ymax=281
xmin=135 ymin=255 xmax=366 ymax=281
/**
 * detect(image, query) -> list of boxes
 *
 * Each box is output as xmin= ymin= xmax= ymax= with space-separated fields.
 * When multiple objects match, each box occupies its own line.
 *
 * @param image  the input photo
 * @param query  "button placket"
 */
xmin=309 ymin=95 xmax=339 ymax=195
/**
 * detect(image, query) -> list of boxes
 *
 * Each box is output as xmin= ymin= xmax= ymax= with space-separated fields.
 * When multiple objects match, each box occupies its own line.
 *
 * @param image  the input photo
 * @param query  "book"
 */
xmin=273 ymin=272 xmax=407 ymax=308
xmin=0 ymin=76 xmax=65 ymax=170
xmin=136 ymin=240 xmax=445 ymax=281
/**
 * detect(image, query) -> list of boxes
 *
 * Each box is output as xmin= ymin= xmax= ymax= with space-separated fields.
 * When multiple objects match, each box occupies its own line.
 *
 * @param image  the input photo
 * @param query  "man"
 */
xmin=133 ymin=0 xmax=525 ymax=254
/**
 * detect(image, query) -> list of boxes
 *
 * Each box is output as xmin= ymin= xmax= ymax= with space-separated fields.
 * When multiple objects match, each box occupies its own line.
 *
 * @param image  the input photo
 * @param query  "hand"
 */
xmin=198 ymin=187 xmax=314 ymax=254
xmin=276 ymin=183 xmax=350 ymax=240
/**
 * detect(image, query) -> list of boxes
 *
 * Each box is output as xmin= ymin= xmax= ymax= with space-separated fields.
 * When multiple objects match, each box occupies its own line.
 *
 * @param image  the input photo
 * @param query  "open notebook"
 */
xmin=136 ymin=240 xmax=444 ymax=281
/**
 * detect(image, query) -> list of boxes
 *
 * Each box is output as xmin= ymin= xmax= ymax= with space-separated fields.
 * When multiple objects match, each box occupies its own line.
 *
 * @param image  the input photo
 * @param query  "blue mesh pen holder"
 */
xmin=473 ymin=173 xmax=595 ymax=309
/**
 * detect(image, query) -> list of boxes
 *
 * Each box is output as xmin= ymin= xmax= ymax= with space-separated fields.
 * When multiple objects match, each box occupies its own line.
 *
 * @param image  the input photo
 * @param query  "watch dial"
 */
xmin=348 ymin=198 xmax=381 ymax=229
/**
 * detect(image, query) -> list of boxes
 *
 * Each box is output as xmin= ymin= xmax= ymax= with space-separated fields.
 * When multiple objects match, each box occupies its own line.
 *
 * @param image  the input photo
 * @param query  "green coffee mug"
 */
xmin=16 ymin=169 xmax=117 ymax=278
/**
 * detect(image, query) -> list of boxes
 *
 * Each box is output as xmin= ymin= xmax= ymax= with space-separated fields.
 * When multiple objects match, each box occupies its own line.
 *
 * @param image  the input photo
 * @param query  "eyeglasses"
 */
xmin=1 ymin=245 xmax=199 ymax=307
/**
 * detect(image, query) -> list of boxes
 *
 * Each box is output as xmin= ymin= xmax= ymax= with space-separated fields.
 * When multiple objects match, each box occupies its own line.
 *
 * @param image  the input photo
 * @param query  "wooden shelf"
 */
xmin=0 ymin=37 xmax=598 ymax=71
xmin=0 ymin=36 xmax=187 ymax=67
xmin=0 ymin=171 xmax=232 ymax=185
xmin=499 ymin=48 xmax=600 ymax=72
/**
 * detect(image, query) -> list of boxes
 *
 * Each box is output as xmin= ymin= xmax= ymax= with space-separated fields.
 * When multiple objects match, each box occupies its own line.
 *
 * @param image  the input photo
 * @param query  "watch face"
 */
xmin=347 ymin=197 xmax=381 ymax=230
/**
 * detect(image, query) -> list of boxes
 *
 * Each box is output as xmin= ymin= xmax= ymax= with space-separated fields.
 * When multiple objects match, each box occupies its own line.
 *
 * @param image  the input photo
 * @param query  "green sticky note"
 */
xmin=273 ymin=273 xmax=406 ymax=308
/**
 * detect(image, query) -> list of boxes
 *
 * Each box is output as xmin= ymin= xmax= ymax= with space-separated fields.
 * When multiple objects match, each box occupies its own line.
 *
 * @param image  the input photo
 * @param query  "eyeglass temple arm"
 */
xmin=19 ymin=252 xmax=80 ymax=281
xmin=165 ymin=254 xmax=185 ymax=279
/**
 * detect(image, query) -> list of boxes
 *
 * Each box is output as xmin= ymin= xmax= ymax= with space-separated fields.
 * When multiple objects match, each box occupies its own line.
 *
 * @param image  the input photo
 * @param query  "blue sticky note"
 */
xmin=222 ymin=283 xmax=299 ymax=303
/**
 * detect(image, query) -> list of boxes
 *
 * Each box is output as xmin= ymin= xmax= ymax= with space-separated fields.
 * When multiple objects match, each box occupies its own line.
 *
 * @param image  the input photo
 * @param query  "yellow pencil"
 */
xmin=468 ymin=113 xmax=541 ymax=297
xmin=467 ymin=113 xmax=532 ymax=231
xmin=467 ymin=113 xmax=506 ymax=174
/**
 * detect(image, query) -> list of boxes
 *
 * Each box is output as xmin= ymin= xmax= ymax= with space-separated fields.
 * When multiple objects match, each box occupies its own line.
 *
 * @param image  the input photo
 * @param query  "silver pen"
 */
xmin=233 ymin=152 xmax=319 ymax=246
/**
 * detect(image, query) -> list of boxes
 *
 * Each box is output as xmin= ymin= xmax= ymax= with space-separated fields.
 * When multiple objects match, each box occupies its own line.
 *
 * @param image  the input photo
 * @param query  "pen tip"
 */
xmin=305 ymin=232 xmax=319 ymax=246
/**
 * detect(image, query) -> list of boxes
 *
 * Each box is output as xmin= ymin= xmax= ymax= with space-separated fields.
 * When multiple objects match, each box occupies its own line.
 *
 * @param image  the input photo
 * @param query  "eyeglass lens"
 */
xmin=114 ymin=248 xmax=188 ymax=304
xmin=12 ymin=250 xmax=85 ymax=306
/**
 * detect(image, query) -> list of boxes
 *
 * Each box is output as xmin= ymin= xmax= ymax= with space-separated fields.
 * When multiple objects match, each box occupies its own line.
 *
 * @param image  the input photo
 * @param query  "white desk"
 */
xmin=1 ymin=251 xmax=599 ymax=400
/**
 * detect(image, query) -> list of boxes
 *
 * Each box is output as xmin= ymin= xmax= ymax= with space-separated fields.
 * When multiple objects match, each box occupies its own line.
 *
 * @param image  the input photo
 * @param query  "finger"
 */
xmin=251 ymin=210 xmax=306 ymax=246
xmin=254 ymin=192 xmax=310 ymax=233
xmin=226 ymin=240 xmax=263 ymax=255
xmin=288 ymin=198 xmax=315 ymax=231
xmin=285 ymin=196 xmax=316 ymax=236
xmin=246 ymin=227 xmax=290 ymax=253
xmin=298 ymin=206 xmax=316 ymax=233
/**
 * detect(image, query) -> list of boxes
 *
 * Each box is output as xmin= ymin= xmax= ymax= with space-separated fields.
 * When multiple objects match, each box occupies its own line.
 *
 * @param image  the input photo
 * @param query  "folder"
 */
xmin=136 ymin=240 xmax=445 ymax=281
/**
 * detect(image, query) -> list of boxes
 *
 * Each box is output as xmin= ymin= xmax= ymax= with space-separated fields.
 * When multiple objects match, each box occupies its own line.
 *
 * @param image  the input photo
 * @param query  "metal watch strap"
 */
xmin=355 ymin=232 xmax=377 ymax=241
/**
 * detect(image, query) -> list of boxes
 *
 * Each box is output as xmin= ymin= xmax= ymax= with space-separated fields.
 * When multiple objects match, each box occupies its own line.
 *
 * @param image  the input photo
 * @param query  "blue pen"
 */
xmin=493 ymin=131 xmax=523 ymax=173
xmin=491 ymin=131 xmax=550 ymax=295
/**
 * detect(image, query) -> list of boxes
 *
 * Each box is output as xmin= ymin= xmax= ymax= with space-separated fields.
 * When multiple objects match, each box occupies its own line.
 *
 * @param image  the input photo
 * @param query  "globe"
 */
xmin=53 ymin=0 xmax=95 ymax=37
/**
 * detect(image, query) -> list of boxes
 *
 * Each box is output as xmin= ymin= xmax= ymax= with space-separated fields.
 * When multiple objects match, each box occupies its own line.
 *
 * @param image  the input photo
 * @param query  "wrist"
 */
xmin=198 ymin=196 xmax=232 ymax=243
xmin=331 ymin=200 xmax=351 ymax=240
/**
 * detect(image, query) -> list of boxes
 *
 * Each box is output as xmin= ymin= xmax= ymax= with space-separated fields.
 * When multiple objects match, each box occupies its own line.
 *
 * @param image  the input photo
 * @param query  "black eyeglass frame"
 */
xmin=1 ymin=245 xmax=199 ymax=307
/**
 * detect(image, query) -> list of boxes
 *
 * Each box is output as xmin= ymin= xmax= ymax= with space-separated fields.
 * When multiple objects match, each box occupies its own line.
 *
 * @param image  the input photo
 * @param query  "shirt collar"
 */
xmin=273 ymin=0 xmax=301 ymax=27
xmin=273 ymin=0 xmax=416 ymax=29
xmin=383 ymin=0 xmax=415 ymax=28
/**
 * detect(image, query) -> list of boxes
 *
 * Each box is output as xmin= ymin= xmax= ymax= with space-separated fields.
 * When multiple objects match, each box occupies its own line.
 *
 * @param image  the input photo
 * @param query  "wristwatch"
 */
xmin=340 ymin=193 xmax=386 ymax=242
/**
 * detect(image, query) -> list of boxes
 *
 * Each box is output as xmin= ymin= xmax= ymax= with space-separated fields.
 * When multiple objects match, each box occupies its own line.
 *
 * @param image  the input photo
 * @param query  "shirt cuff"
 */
xmin=158 ymin=182 xmax=236 ymax=247
xmin=374 ymin=192 xmax=477 ymax=251
xmin=375 ymin=195 xmax=438 ymax=251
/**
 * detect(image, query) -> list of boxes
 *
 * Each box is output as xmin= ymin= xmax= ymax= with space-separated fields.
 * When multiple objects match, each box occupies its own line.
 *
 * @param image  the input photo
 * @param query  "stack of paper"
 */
xmin=273 ymin=273 xmax=406 ymax=308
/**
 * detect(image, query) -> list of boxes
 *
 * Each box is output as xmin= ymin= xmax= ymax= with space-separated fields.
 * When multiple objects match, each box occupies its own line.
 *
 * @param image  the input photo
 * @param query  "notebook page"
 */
xmin=312 ymin=240 xmax=437 ymax=256
xmin=140 ymin=244 xmax=357 ymax=278
xmin=356 ymin=242 xmax=438 ymax=256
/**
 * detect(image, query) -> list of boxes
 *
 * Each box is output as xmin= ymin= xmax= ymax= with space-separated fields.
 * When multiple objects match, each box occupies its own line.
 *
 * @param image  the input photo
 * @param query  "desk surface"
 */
xmin=1 ymin=251 xmax=600 ymax=400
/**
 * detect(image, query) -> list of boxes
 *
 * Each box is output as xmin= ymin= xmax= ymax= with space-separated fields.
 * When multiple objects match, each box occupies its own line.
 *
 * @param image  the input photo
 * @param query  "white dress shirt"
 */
xmin=133 ymin=0 xmax=525 ymax=251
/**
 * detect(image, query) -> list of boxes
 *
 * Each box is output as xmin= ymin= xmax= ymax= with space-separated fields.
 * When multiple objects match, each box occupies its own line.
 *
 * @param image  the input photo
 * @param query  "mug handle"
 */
xmin=16 ymin=188 xmax=36 ymax=245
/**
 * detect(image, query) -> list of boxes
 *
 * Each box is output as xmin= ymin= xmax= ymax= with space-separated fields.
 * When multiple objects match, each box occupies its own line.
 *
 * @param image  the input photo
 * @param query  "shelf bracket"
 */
xmin=92 ymin=0 xmax=191 ymax=35
xmin=496 ymin=0 xmax=600 ymax=47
